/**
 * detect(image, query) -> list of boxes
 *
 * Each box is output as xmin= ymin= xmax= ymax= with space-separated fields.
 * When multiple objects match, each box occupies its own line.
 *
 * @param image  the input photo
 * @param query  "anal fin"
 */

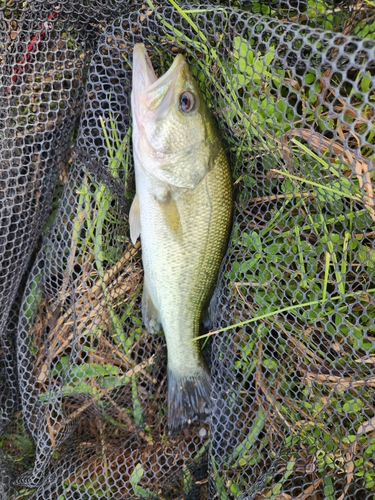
xmin=142 ymin=280 xmax=161 ymax=334
xmin=202 ymin=286 xmax=219 ymax=330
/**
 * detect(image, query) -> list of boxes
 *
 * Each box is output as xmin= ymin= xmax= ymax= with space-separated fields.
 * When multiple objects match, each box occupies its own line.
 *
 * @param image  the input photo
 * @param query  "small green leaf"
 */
xmin=265 ymin=51 xmax=275 ymax=65
xmin=130 ymin=463 xmax=144 ymax=488
xmin=233 ymin=36 xmax=250 ymax=59
xmin=360 ymin=74 xmax=372 ymax=93
xmin=305 ymin=71 xmax=316 ymax=84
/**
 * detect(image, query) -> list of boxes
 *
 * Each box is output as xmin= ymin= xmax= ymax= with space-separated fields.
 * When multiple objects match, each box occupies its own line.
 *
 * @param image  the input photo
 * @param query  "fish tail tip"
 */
xmin=167 ymin=367 xmax=211 ymax=433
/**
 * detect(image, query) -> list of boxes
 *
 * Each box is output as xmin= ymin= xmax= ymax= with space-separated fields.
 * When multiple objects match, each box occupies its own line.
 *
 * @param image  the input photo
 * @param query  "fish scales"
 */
xmin=130 ymin=43 xmax=232 ymax=431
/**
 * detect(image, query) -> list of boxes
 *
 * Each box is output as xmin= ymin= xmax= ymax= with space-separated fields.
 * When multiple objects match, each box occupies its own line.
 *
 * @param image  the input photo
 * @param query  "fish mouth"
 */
xmin=133 ymin=43 xmax=186 ymax=113
xmin=132 ymin=43 xmax=158 ymax=94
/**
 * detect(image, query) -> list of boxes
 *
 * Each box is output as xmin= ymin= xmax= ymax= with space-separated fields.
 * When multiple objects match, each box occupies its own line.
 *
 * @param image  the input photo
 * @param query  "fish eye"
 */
xmin=179 ymin=91 xmax=196 ymax=113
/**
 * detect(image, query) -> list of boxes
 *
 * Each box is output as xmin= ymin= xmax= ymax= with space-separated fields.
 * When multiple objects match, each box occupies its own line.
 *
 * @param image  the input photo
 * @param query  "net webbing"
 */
xmin=1 ymin=1 xmax=375 ymax=498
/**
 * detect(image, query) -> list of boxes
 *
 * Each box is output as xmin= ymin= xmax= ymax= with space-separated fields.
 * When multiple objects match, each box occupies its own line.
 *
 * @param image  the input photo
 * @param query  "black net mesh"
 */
xmin=1 ymin=0 xmax=375 ymax=498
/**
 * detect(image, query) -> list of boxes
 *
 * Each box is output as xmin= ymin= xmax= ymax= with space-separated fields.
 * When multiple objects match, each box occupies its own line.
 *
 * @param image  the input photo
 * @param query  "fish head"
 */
xmin=132 ymin=43 xmax=220 ymax=190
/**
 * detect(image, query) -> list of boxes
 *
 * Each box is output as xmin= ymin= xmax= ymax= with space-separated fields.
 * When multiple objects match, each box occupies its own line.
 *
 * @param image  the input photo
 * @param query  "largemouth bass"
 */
xmin=130 ymin=43 xmax=232 ymax=431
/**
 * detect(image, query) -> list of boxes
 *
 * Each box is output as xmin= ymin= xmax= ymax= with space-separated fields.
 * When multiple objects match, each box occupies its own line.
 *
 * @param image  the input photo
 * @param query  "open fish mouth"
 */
xmin=132 ymin=44 xmax=157 ymax=93
xmin=132 ymin=44 xmax=186 ymax=113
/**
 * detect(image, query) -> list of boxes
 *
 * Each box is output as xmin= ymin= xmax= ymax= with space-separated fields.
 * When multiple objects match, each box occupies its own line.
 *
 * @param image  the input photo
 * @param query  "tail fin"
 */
xmin=167 ymin=367 xmax=211 ymax=432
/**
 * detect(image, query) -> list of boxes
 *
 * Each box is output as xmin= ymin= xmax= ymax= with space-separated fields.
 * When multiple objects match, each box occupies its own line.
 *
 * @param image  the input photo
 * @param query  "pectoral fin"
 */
xmin=142 ymin=280 xmax=161 ymax=334
xmin=158 ymin=197 xmax=182 ymax=240
xmin=129 ymin=194 xmax=141 ymax=244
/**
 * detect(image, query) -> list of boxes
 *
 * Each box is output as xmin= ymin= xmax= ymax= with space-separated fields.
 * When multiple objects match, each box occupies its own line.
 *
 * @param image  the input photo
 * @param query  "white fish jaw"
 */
xmin=132 ymin=43 xmax=157 ymax=97
xmin=132 ymin=46 xmax=206 ymax=191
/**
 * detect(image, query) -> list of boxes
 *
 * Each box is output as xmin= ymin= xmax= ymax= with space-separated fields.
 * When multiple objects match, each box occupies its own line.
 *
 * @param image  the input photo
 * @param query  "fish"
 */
xmin=130 ymin=43 xmax=232 ymax=431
